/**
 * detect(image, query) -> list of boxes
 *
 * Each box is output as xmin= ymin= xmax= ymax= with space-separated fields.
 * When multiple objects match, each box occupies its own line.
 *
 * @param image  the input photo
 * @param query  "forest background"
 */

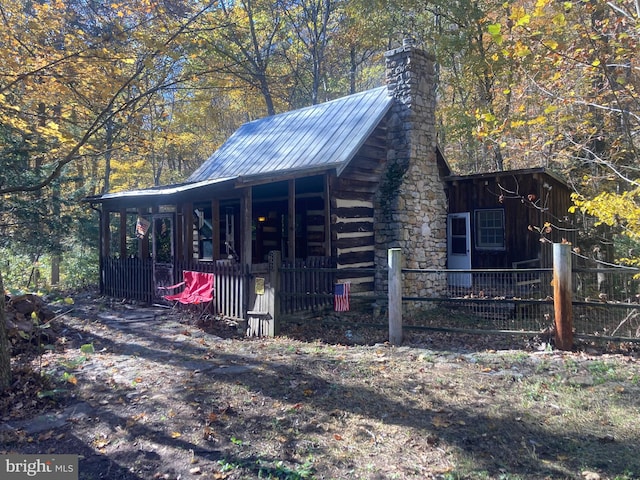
xmin=0 ymin=0 xmax=639 ymax=388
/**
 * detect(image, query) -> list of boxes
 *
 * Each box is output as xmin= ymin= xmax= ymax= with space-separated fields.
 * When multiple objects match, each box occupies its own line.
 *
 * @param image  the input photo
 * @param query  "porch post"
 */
xmin=241 ymin=187 xmax=253 ymax=265
xmin=175 ymin=202 xmax=184 ymax=263
xmin=101 ymin=207 xmax=111 ymax=258
xmin=324 ymin=175 xmax=331 ymax=257
xmin=138 ymin=208 xmax=149 ymax=259
xmin=388 ymin=248 xmax=403 ymax=346
xmin=119 ymin=208 xmax=127 ymax=259
xmin=269 ymin=250 xmax=281 ymax=336
xmin=288 ymin=179 xmax=296 ymax=260
xmin=212 ymin=199 xmax=220 ymax=260
xmin=183 ymin=201 xmax=193 ymax=262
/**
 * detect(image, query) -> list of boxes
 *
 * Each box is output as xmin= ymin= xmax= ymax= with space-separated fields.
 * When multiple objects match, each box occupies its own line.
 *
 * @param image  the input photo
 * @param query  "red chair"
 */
xmin=159 ymin=271 xmax=215 ymax=319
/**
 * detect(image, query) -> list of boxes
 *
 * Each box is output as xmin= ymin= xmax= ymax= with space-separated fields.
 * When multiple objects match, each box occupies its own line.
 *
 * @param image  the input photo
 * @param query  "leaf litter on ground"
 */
xmin=1 ymin=291 xmax=640 ymax=480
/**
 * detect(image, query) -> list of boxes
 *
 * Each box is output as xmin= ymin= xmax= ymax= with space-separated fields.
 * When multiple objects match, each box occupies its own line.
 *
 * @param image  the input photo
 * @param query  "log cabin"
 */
xmin=84 ymin=41 xmax=574 ymax=316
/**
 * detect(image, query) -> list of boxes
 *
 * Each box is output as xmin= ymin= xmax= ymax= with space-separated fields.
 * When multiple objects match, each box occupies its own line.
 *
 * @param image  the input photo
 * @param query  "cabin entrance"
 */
xmin=152 ymin=213 xmax=175 ymax=295
xmin=447 ymin=212 xmax=472 ymax=288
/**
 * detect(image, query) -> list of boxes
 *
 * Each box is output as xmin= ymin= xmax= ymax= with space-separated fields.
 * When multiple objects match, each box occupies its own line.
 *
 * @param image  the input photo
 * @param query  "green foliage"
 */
xmin=1 ymin=245 xmax=98 ymax=292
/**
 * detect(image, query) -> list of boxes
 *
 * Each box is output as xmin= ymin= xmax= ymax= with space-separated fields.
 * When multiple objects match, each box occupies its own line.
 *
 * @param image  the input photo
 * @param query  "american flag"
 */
xmin=334 ymin=282 xmax=350 ymax=312
xmin=135 ymin=216 xmax=151 ymax=239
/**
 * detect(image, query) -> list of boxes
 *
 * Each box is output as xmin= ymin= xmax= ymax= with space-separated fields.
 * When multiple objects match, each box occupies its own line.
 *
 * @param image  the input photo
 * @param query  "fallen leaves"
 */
xmin=92 ymin=435 xmax=111 ymax=453
xmin=5 ymin=294 xmax=640 ymax=480
xmin=431 ymin=416 xmax=451 ymax=428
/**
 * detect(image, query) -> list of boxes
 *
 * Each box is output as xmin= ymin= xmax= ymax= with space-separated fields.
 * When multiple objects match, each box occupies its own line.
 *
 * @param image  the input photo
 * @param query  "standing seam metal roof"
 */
xmin=188 ymin=86 xmax=393 ymax=183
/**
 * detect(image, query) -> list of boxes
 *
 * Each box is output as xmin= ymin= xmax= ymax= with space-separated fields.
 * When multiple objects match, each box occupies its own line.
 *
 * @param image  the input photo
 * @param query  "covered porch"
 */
xmin=85 ymin=173 xmax=334 ymax=319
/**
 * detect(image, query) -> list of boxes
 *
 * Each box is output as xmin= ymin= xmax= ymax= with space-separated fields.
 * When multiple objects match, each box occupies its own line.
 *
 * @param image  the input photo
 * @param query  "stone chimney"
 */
xmin=374 ymin=41 xmax=448 ymax=297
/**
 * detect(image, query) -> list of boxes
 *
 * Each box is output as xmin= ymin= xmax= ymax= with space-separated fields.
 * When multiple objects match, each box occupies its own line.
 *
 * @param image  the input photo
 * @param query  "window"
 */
xmin=475 ymin=209 xmax=505 ymax=250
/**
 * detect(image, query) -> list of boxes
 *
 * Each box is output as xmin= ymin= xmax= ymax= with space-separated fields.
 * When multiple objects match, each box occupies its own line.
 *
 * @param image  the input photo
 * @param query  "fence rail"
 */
xmin=175 ymin=260 xmax=249 ymax=319
xmin=395 ymin=265 xmax=640 ymax=343
xmin=101 ymin=258 xmax=154 ymax=303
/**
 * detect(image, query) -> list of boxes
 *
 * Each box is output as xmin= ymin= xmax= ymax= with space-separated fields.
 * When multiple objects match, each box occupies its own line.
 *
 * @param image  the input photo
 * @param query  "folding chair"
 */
xmin=159 ymin=271 xmax=215 ymax=319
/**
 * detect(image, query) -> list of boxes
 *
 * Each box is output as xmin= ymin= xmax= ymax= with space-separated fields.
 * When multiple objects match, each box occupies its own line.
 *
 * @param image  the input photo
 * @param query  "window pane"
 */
xmin=451 ymin=237 xmax=467 ymax=254
xmin=476 ymin=209 xmax=505 ymax=249
xmin=451 ymin=217 xmax=466 ymax=236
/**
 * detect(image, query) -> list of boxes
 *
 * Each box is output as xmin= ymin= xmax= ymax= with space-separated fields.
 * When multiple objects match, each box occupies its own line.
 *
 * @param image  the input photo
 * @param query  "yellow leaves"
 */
xmin=527 ymin=115 xmax=547 ymax=126
xmin=534 ymin=0 xmax=550 ymax=17
xmin=514 ymin=41 xmax=531 ymax=58
xmin=509 ymin=6 xmax=530 ymax=27
xmin=552 ymin=13 xmax=566 ymax=27
xmin=476 ymin=111 xmax=496 ymax=123
xmin=487 ymin=23 xmax=503 ymax=45
xmin=92 ymin=436 xmax=111 ymax=451
xmin=571 ymin=189 xmax=640 ymax=241
xmin=544 ymin=39 xmax=559 ymax=51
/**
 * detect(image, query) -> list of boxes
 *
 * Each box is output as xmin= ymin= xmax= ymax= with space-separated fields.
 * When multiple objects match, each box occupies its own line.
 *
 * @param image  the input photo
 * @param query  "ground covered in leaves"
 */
xmin=2 ymin=291 xmax=640 ymax=480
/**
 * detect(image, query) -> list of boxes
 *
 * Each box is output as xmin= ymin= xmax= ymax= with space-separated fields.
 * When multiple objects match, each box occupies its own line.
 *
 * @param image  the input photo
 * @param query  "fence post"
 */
xmin=388 ymin=248 xmax=403 ymax=346
xmin=553 ymin=243 xmax=573 ymax=350
xmin=268 ymin=250 xmax=281 ymax=336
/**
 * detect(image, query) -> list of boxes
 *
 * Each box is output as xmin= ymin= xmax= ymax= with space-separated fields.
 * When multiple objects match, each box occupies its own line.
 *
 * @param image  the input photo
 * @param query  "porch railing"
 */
xmin=101 ymin=257 xmax=249 ymax=320
xmin=176 ymin=260 xmax=249 ymax=320
xmin=101 ymin=257 xmax=154 ymax=303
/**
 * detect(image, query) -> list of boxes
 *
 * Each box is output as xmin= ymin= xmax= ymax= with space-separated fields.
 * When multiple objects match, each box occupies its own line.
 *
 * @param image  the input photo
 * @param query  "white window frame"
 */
xmin=475 ymin=209 xmax=505 ymax=250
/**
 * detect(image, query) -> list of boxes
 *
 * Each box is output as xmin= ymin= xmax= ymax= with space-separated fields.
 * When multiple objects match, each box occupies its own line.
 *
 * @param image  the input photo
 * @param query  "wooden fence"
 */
xmin=101 ymin=249 xmax=640 ymax=346
xmin=175 ymin=260 xmax=249 ymax=320
xmin=101 ymin=257 xmax=249 ymax=320
xmin=101 ymin=257 xmax=155 ymax=303
xmin=279 ymin=257 xmax=336 ymax=314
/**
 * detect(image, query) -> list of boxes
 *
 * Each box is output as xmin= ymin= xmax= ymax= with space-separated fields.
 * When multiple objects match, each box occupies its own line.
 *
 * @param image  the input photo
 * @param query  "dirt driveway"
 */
xmin=2 ymin=292 xmax=640 ymax=480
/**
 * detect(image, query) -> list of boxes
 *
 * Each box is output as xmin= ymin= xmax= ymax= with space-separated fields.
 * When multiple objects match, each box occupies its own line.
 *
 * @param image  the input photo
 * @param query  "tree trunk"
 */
xmin=51 ymin=254 xmax=61 ymax=286
xmin=0 ymin=269 xmax=11 ymax=391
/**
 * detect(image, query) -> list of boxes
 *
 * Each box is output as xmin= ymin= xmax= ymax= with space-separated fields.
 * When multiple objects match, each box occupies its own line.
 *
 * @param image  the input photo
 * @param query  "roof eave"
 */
xmin=82 ymin=177 xmax=238 ymax=204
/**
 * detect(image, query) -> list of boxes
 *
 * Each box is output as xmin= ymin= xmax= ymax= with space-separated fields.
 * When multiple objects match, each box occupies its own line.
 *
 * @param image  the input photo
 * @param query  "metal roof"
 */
xmin=188 ymin=86 xmax=393 ymax=183
xmin=444 ymin=167 xmax=570 ymax=187
xmin=84 ymin=177 xmax=237 ymax=203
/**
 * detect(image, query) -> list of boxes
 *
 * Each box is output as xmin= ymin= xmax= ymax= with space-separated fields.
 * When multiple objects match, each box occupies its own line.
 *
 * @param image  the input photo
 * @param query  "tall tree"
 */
xmin=193 ymin=0 xmax=287 ymax=116
xmin=0 ymin=0 xmax=216 ymax=390
xmin=279 ymin=0 xmax=341 ymax=105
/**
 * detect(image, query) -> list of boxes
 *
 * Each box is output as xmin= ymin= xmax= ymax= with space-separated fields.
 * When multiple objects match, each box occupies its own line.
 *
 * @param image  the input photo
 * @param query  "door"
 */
xmin=447 ymin=213 xmax=472 ymax=288
xmin=152 ymin=214 xmax=175 ymax=295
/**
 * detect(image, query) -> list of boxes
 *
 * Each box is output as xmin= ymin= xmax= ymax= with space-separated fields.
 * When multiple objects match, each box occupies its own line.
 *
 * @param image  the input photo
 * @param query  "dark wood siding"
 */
xmin=446 ymin=171 xmax=574 ymax=269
